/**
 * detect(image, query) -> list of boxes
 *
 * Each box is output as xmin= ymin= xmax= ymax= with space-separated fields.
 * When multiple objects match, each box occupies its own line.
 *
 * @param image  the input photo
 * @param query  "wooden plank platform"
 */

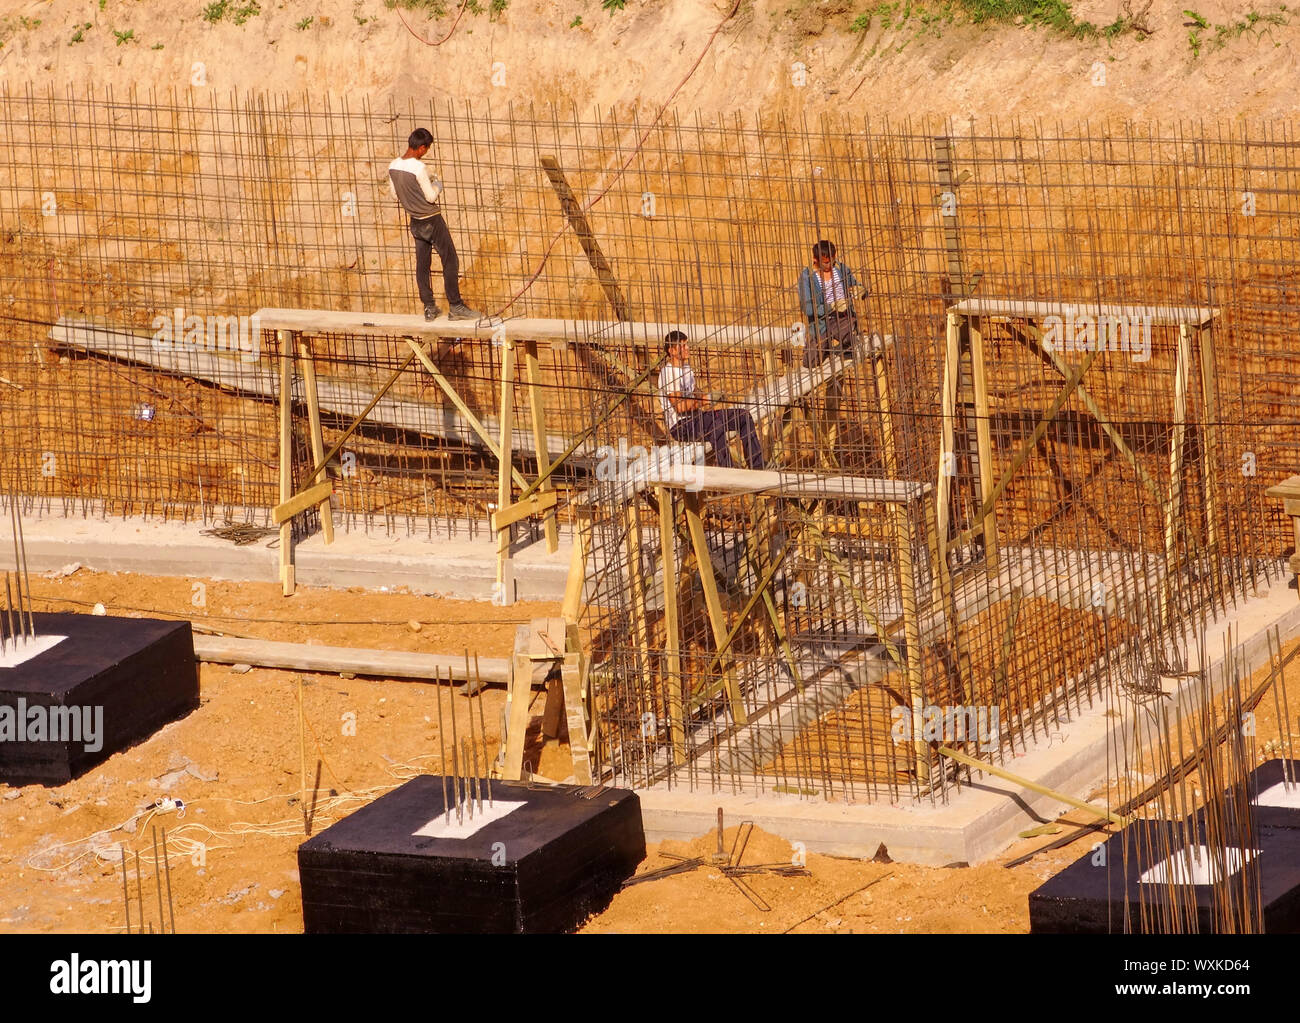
xmin=50 ymin=318 xmax=578 ymax=460
xmin=645 ymin=466 xmax=929 ymax=503
xmin=740 ymin=332 xmax=890 ymax=424
xmin=949 ymin=298 xmax=1218 ymax=327
xmin=253 ymin=308 xmax=794 ymax=350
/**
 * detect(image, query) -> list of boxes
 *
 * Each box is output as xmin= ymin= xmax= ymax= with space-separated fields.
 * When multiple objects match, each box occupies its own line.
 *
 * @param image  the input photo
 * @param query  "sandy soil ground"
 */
xmin=2 ymin=565 xmax=1295 ymax=934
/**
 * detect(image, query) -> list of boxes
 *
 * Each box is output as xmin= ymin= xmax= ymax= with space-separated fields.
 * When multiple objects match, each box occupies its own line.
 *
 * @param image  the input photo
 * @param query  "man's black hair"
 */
xmin=812 ymin=239 xmax=836 ymax=260
xmin=408 ymin=128 xmax=434 ymax=150
xmin=664 ymin=329 xmax=688 ymax=353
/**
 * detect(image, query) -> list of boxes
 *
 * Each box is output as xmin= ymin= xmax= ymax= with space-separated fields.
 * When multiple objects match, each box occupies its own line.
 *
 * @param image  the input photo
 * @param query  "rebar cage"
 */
xmin=2 ymin=87 xmax=1297 ymax=800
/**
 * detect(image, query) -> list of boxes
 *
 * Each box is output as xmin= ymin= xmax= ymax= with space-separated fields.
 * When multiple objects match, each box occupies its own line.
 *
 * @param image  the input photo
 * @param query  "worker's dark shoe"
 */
xmin=423 ymin=304 xmax=439 ymax=321
xmin=447 ymin=303 xmax=482 ymax=321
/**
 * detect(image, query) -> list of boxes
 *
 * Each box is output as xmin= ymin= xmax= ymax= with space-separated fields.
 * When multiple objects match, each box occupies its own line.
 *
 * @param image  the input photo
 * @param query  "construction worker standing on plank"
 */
xmin=388 ymin=128 xmax=482 ymax=322
xmin=797 ymin=239 xmax=868 ymax=367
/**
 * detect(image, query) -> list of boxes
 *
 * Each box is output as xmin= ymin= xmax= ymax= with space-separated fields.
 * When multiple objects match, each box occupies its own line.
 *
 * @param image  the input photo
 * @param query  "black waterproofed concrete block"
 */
xmin=0 ymin=612 xmax=199 ymax=787
xmin=1030 ymin=760 xmax=1300 ymax=933
xmin=298 ymin=776 xmax=646 ymax=933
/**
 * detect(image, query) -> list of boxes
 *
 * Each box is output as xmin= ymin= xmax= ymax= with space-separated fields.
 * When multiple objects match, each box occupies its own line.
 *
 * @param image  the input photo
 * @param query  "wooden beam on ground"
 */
xmin=192 ymin=634 xmax=510 ymax=683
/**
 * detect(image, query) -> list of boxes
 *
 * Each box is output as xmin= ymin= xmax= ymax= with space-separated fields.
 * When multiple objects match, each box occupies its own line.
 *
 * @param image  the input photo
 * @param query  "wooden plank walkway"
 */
xmin=49 ymin=318 xmax=578 ymax=460
xmin=254 ymin=308 xmax=795 ymax=349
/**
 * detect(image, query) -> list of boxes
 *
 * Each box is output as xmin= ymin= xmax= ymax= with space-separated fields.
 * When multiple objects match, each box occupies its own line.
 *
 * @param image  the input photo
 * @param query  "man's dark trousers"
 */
xmin=670 ymin=408 xmax=765 ymax=470
xmin=410 ymin=214 xmax=462 ymax=308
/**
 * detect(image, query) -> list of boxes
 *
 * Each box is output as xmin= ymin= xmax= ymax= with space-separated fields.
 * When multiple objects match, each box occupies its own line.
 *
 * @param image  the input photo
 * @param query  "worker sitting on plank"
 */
xmin=796 ymin=238 xmax=869 ymax=367
xmin=388 ymin=128 xmax=482 ymax=322
xmin=658 ymin=330 xmax=765 ymax=470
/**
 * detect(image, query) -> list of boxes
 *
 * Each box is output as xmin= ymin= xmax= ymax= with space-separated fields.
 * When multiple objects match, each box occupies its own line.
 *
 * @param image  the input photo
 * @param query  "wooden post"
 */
xmin=967 ymin=315 xmax=997 ymax=569
xmin=1162 ymin=324 xmax=1191 ymax=626
xmin=935 ymin=311 xmax=961 ymax=567
xmin=683 ymin=491 xmax=747 ymax=725
xmin=296 ymin=337 xmax=334 ymax=545
xmin=891 ymin=500 xmax=930 ymax=785
xmin=1013 ymin=322 xmax=1163 ymax=503
xmin=277 ymin=329 xmax=296 ymax=596
xmin=656 ymin=487 xmax=687 ymax=766
xmin=523 ymin=339 xmax=559 ymax=553
xmin=404 ymin=338 xmax=526 ymax=489
xmin=624 ymin=501 xmax=651 ymax=672
xmin=924 ymin=496 xmax=960 ymax=691
xmin=539 ymin=156 xmax=631 ymax=320
xmin=495 ymin=338 xmax=517 ymax=606
xmin=872 ymin=342 xmax=898 ymax=478
xmin=561 ymin=512 xmax=588 ymax=623
xmin=1197 ymin=325 xmax=1221 ymax=555
xmin=561 ymin=644 xmax=593 ymax=784
xmin=502 ymin=648 xmax=532 ymax=780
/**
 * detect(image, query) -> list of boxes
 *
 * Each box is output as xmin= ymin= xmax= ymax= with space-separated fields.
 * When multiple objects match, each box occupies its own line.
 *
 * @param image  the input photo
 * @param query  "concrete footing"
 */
xmin=639 ymin=582 xmax=1300 ymax=865
xmin=1 ymin=511 xmax=573 ymax=602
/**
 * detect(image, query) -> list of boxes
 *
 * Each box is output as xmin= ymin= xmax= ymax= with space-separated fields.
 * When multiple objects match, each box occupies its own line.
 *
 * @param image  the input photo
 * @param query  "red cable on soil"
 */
xmin=396 ymin=1 xmax=470 ymax=46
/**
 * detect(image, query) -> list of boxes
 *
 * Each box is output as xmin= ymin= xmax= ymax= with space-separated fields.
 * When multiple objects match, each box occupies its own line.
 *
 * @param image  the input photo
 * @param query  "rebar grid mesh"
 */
xmin=1 ymin=88 xmax=1298 ymax=801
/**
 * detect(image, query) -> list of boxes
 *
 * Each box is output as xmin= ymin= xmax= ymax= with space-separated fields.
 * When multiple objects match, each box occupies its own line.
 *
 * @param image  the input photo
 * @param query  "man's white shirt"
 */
xmin=658 ymin=362 xmax=695 ymax=431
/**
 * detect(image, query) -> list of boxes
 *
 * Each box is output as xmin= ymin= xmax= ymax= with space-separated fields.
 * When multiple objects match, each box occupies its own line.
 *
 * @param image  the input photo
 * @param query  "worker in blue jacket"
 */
xmin=797 ymin=239 xmax=868 ymax=367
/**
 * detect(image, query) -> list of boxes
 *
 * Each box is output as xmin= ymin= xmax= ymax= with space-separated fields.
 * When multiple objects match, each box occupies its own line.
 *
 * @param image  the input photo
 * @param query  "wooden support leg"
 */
xmin=656 ymin=487 xmax=687 ymax=767
xmin=968 ymin=315 xmax=997 ymax=570
xmin=624 ymin=501 xmax=651 ymax=673
xmin=561 ymin=643 xmax=593 ymax=784
xmin=935 ymin=311 xmax=961 ymax=568
xmin=541 ymin=674 xmax=565 ymax=740
xmin=924 ymin=496 xmax=960 ymax=691
xmin=873 ymin=346 xmax=898 ymax=478
xmin=277 ymin=330 xmax=296 ymax=596
xmin=1197 ymin=326 xmax=1222 ymax=592
xmin=296 ymin=337 xmax=334 ymax=546
xmin=523 ymin=339 xmax=559 ymax=554
xmin=1162 ymin=325 xmax=1191 ymax=626
xmin=495 ymin=339 xmax=518 ymax=606
xmin=891 ymin=500 xmax=929 ymax=785
xmin=561 ymin=512 xmax=588 ymax=624
xmin=502 ymin=648 xmax=532 ymax=780
xmin=683 ymin=492 xmax=747 ymax=726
